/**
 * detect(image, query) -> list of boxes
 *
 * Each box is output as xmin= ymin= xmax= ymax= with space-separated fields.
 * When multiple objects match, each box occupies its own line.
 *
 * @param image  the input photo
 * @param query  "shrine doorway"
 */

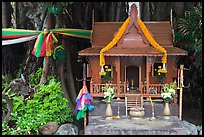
xmin=125 ymin=65 xmax=141 ymax=94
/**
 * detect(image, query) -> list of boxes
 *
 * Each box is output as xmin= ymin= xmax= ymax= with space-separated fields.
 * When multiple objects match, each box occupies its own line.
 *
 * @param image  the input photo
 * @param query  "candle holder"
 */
xmin=116 ymin=105 xmax=121 ymax=119
xmin=116 ymin=98 xmax=121 ymax=119
xmin=149 ymin=96 xmax=155 ymax=120
xmin=131 ymin=78 xmax=134 ymax=89
xmin=151 ymin=106 xmax=156 ymax=120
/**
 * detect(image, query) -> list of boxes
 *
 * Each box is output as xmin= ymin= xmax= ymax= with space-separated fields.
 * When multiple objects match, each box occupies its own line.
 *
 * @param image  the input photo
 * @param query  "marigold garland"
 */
xmin=137 ymin=18 xmax=167 ymax=64
xmin=99 ymin=17 xmax=168 ymax=75
xmin=138 ymin=18 xmax=167 ymax=72
xmin=99 ymin=17 xmax=130 ymax=67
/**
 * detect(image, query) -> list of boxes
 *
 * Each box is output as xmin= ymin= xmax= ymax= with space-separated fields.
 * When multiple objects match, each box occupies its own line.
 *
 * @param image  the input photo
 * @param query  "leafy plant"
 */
xmin=99 ymin=65 xmax=112 ymax=83
xmin=162 ymin=82 xmax=177 ymax=93
xmin=3 ymin=76 xmax=73 ymax=135
xmin=2 ymin=74 xmax=9 ymax=90
xmin=102 ymin=84 xmax=116 ymax=102
xmin=176 ymin=4 xmax=202 ymax=73
xmin=2 ymin=120 xmax=13 ymax=135
xmin=175 ymin=4 xmax=202 ymax=107
xmin=161 ymin=82 xmax=177 ymax=102
xmin=15 ymin=64 xmax=23 ymax=78
xmin=28 ymin=67 xmax=43 ymax=87
xmin=155 ymin=66 xmax=166 ymax=84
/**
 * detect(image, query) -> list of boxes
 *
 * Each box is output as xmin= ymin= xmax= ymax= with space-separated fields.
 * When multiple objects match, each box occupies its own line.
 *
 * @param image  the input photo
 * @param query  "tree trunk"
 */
xmin=63 ymin=39 xmax=77 ymax=110
xmin=2 ymin=2 xmax=13 ymax=76
xmin=2 ymin=2 xmax=7 ymax=28
xmin=40 ymin=57 xmax=50 ymax=84
xmin=40 ymin=13 xmax=54 ymax=84
xmin=103 ymin=3 xmax=107 ymax=21
xmin=115 ymin=2 xmax=122 ymax=21
xmin=108 ymin=2 xmax=113 ymax=21
xmin=141 ymin=2 xmax=150 ymax=21
xmin=72 ymin=2 xmax=84 ymax=28
xmin=58 ymin=58 xmax=74 ymax=109
xmin=12 ymin=2 xmax=20 ymax=28
xmin=2 ymin=2 xmax=12 ymax=28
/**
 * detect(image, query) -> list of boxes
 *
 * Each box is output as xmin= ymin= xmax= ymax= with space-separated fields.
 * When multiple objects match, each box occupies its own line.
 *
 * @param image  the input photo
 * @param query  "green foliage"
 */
xmin=161 ymin=82 xmax=177 ymax=102
xmin=28 ymin=67 xmax=43 ymax=87
xmin=2 ymin=74 xmax=9 ymax=90
xmin=177 ymin=4 xmax=202 ymax=40
xmin=40 ymin=2 xmax=69 ymax=15
xmin=15 ymin=64 xmax=23 ymax=78
xmin=162 ymin=82 xmax=177 ymax=93
xmin=102 ymin=84 xmax=116 ymax=102
xmin=101 ymin=65 xmax=112 ymax=83
xmin=175 ymin=4 xmax=202 ymax=75
xmin=175 ymin=4 xmax=202 ymax=105
xmin=2 ymin=120 xmax=13 ymax=135
xmin=156 ymin=72 xmax=166 ymax=84
xmin=2 ymin=75 xmax=12 ymax=115
xmin=3 ymin=76 xmax=73 ymax=135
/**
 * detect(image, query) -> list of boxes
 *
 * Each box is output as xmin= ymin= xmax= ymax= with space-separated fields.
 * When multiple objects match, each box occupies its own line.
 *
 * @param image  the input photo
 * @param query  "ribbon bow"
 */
xmin=32 ymin=29 xmax=58 ymax=57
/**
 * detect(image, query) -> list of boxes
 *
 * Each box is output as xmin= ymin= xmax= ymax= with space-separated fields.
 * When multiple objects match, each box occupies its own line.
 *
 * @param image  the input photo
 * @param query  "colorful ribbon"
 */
xmin=74 ymin=83 xmax=94 ymax=120
xmin=2 ymin=35 xmax=38 ymax=46
xmin=2 ymin=28 xmax=92 ymax=57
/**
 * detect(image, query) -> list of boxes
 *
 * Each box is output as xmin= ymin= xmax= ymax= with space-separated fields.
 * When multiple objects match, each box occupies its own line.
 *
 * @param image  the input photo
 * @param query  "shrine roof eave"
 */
xmin=78 ymin=46 xmax=188 ymax=56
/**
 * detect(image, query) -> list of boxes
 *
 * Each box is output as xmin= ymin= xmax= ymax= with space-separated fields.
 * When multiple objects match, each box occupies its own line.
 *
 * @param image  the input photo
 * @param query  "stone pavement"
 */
xmin=85 ymin=99 xmax=199 ymax=135
xmin=85 ymin=116 xmax=197 ymax=135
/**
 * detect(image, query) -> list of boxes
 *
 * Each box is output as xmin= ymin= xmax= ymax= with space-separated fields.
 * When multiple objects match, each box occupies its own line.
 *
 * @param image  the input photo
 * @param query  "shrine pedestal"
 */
xmin=85 ymin=116 xmax=196 ymax=135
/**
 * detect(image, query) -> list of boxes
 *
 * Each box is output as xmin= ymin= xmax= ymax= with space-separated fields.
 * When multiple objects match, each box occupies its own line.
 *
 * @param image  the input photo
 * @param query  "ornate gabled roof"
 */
xmin=79 ymin=46 xmax=187 ymax=56
xmin=116 ymin=4 xmax=149 ymax=48
xmin=79 ymin=4 xmax=188 ymax=57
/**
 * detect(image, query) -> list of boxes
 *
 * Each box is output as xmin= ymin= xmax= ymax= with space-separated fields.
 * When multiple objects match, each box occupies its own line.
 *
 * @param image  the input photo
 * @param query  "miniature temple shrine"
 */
xmin=79 ymin=4 xmax=188 ymax=103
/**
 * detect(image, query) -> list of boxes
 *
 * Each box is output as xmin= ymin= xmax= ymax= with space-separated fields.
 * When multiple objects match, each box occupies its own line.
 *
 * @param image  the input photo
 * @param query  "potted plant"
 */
xmin=161 ymin=82 xmax=177 ymax=119
xmin=102 ymin=84 xmax=116 ymax=119
xmin=99 ymin=65 xmax=112 ymax=83
xmin=156 ymin=66 xmax=167 ymax=84
xmin=161 ymin=82 xmax=176 ymax=102
xmin=53 ymin=45 xmax=66 ymax=60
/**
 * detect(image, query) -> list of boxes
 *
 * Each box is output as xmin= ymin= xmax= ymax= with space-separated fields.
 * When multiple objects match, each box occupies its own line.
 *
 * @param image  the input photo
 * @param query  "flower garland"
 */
xmin=99 ymin=17 xmax=168 ymax=76
xmin=137 ymin=18 xmax=167 ymax=71
xmin=99 ymin=17 xmax=130 ymax=71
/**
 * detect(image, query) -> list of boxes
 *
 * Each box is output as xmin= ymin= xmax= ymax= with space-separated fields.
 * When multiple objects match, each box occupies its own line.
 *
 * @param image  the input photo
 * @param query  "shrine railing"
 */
xmin=139 ymin=82 xmax=178 ymax=103
xmin=90 ymin=82 xmax=126 ymax=98
xmin=140 ymin=83 xmax=164 ymax=94
xmin=90 ymin=81 xmax=177 ymax=103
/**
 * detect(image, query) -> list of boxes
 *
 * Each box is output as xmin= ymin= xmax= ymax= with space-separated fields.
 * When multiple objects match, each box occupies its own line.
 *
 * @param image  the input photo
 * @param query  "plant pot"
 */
xmin=105 ymin=102 xmax=113 ymax=120
xmin=163 ymin=101 xmax=170 ymax=119
xmin=55 ymin=51 xmax=66 ymax=59
xmin=129 ymin=108 xmax=145 ymax=119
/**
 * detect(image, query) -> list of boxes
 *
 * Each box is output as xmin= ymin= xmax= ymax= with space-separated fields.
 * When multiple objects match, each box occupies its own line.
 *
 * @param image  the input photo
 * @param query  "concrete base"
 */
xmin=89 ymin=100 xmax=179 ymax=117
xmin=105 ymin=117 xmax=113 ymax=120
xmin=85 ymin=116 xmax=194 ymax=135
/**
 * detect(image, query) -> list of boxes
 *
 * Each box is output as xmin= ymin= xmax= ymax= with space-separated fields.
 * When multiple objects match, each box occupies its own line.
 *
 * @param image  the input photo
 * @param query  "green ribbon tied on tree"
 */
xmin=2 ymin=28 xmax=92 ymax=57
